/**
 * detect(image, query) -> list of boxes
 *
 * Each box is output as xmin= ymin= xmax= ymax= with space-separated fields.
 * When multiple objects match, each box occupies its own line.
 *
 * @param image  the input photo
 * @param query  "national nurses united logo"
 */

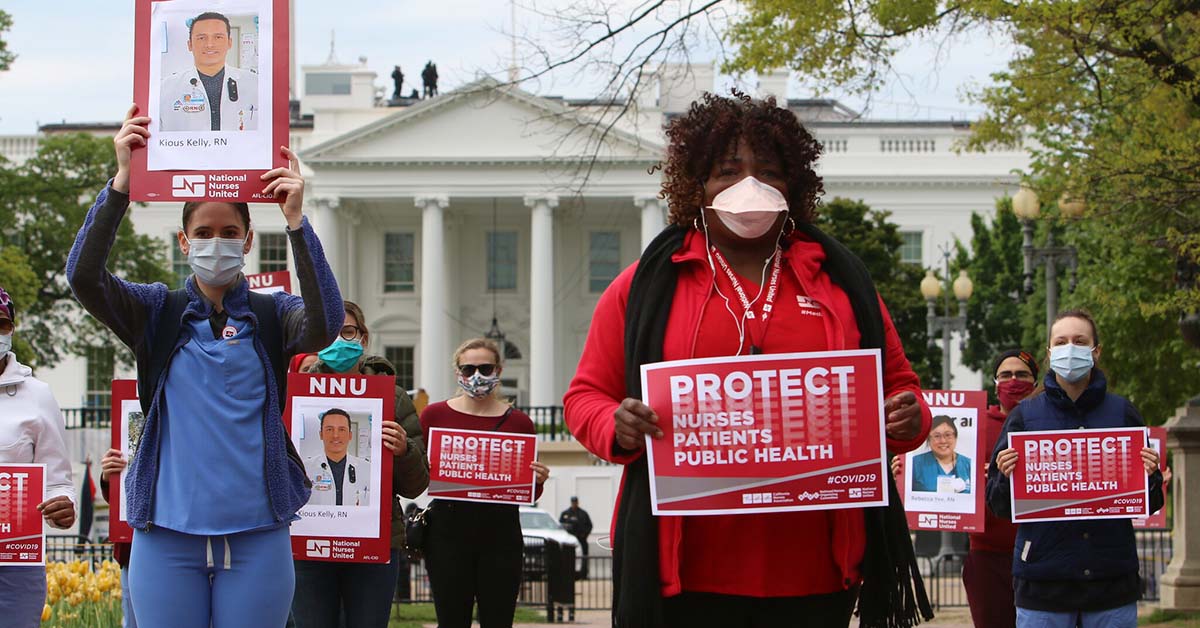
xmin=171 ymin=174 xmax=206 ymax=198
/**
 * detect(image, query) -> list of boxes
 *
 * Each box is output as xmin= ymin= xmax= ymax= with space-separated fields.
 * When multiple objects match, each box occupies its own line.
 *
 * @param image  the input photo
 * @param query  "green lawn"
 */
xmin=389 ymin=603 xmax=549 ymax=627
xmin=1139 ymin=609 xmax=1200 ymax=627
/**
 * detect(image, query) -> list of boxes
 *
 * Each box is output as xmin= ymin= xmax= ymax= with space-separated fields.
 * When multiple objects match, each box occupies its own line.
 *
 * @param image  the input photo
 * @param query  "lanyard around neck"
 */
xmin=710 ymin=245 xmax=782 ymax=354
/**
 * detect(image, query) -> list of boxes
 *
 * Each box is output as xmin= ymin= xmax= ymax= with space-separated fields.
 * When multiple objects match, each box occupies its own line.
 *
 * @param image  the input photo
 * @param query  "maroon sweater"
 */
xmin=420 ymin=401 xmax=544 ymax=500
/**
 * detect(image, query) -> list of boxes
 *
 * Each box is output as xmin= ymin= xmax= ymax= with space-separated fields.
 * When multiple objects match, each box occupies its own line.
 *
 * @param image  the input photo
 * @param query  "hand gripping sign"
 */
xmin=0 ymin=464 xmax=46 ymax=566
xmin=131 ymin=0 xmax=289 ymax=202
xmin=286 ymin=373 xmax=394 ymax=563
xmin=901 ymin=390 xmax=988 ymax=532
xmin=427 ymin=428 xmax=538 ymax=505
xmin=641 ymin=350 xmax=889 ymax=516
xmin=1009 ymin=427 xmax=1150 ymax=523
xmin=1133 ymin=426 xmax=1168 ymax=530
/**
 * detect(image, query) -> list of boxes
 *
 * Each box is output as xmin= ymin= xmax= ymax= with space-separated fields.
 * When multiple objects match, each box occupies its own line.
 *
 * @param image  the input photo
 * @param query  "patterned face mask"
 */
xmin=457 ymin=371 xmax=501 ymax=399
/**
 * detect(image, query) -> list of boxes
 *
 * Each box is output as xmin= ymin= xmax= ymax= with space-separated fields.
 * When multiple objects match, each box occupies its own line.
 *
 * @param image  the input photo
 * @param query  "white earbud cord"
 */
xmin=700 ymin=210 xmax=786 ymax=355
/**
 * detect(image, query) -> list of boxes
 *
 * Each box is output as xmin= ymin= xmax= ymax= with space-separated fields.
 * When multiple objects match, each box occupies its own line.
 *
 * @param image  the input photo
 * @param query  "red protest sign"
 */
xmin=108 ymin=379 xmax=140 ymax=543
xmin=427 ymin=428 xmax=538 ymax=505
xmin=641 ymin=350 xmax=888 ymax=516
xmin=1009 ymin=427 xmax=1150 ymax=523
xmin=0 ymin=464 xmax=46 ymax=566
xmin=1133 ymin=426 xmax=1168 ymax=530
xmin=901 ymin=390 xmax=988 ymax=533
xmin=286 ymin=373 xmax=394 ymax=563
xmin=131 ymin=0 xmax=289 ymax=203
xmin=247 ymin=271 xmax=291 ymax=294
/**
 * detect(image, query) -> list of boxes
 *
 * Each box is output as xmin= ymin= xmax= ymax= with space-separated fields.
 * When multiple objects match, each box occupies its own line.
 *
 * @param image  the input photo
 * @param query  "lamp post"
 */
xmin=922 ymin=248 xmax=973 ymax=389
xmin=1012 ymin=186 xmax=1084 ymax=331
xmin=920 ymin=246 xmax=973 ymax=563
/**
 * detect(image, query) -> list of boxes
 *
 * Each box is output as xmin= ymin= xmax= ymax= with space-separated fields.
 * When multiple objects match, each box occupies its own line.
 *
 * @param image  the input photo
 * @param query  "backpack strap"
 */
xmin=248 ymin=290 xmax=287 ymax=404
xmin=138 ymin=289 xmax=189 ymax=415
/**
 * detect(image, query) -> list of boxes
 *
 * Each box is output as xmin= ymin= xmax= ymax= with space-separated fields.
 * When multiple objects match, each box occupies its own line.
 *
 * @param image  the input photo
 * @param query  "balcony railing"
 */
xmin=63 ymin=405 xmax=576 ymax=441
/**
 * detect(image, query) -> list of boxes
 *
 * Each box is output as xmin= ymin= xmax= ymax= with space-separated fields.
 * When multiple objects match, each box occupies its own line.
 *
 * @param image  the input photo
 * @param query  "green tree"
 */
xmin=0 ymin=134 xmax=174 ymax=369
xmin=725 ymin=0 xmax=1200 ymax=416
xmin=0 ymin=10 xmax=14 ymax=72
xmin=725 ymin=0 xmax=1200 ymax=304
xmin=816 ymin=197 xmax=941 ymax=387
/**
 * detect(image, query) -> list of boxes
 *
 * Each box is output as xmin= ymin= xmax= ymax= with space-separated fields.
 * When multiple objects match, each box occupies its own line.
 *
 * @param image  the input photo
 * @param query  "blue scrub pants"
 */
xmin=129 ymin=526 xmax=294 ymax=628
xmin=0 ymin=565 xmax=46 ymax=628
xmin=120 ymin=565 xmax=138 ymax=628
xmin=1016 ymin=603 xmax=1138 ymax=628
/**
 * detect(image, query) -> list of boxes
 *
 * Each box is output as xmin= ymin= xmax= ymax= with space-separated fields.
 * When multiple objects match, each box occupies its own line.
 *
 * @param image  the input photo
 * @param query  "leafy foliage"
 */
xmin=816 ymin=197 xmax=941 ymax=387
xmin=0 ymin=134 xmax=173 ymax=369
xmin=0 ymin=10 xmax=14 ymax=72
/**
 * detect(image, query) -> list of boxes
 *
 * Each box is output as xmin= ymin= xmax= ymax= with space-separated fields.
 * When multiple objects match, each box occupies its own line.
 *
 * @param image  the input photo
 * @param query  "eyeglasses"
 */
xmin=339 ymin=325 xmax=363 ymax=341
xmin=995 ymin=370 xmax=1035 ymax=382
xmin=929 ymin=432 xmax=957 ymax=442
xmin=458 ymin=363 xmax=497 ymax=377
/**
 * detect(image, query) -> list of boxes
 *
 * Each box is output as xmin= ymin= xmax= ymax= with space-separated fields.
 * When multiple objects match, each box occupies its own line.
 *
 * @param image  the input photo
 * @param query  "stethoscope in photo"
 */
xmin=319 ymin=460 xmax=357 ymax=484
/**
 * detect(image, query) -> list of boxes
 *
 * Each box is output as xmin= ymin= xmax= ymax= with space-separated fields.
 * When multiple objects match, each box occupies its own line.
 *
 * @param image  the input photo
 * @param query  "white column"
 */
xmin=525 ymin=194 xmax=559 ymax=407
xmin=335 ymin=206 xmax=361 ymax=302
xmin=310 ymin=197 xmax=341 ymax=282
xmin=417 ymin=195 xmax=450 ymax=403
xmin=636 ymin=195 xmax=666 ymax=252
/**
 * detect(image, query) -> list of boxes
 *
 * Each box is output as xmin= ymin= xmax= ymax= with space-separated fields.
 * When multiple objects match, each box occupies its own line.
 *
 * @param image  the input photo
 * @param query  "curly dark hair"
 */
xmin=658 ymin=91 xmax=824 ymax=226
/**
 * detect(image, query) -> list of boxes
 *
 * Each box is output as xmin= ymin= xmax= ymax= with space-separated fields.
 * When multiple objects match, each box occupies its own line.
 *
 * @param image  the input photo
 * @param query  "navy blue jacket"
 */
xmin=986 ymin=369 xmax=1163 ymax=610
xmin=67 ymin=185 xmax=344 ymax=529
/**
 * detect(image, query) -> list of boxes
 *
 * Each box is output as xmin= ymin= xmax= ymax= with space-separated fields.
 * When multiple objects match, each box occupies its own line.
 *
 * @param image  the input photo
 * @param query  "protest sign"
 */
xmin=286 ymin=373 xmax=393 ymax=563
xmin=107 ymin=380 xmax=141 ymax=543
xmin=0 ymin=464 xmax=45 ymax=566
xmin=247 ymin=270 xmax=291 ymax=294
xmin=901 ymin=390 xmax=988 ymax=532
xmin=1009 ymin=427 xmax=1149 ymax=523
xmin=131 ymin=0 xmax=289 ymax=202
xmin=641 ymin=350 xmax=888 ymax=516
xmin=427 ymin=428 xmax=538 ymax=505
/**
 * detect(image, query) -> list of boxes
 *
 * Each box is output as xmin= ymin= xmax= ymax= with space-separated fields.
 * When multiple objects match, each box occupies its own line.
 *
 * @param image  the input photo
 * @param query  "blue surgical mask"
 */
xmin=318 ymin=339 xmax=364 ymax=373
xmin=0 ymin=333 xmax=11 ymax=356
xmin=186 ymin=236 xmax=246 ymax=286
xmin=1049 ymin=343 xmax=1094 ymax=383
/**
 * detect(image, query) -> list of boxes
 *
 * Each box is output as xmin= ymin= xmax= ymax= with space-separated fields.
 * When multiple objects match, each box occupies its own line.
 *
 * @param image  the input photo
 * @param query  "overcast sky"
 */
xmin=0 ymin=1 xmax=1013 ymax=134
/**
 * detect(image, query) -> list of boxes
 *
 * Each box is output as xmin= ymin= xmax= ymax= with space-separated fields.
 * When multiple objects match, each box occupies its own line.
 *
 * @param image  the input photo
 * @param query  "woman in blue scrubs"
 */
xmin=910 ymin=415 xmax=972 ymax=493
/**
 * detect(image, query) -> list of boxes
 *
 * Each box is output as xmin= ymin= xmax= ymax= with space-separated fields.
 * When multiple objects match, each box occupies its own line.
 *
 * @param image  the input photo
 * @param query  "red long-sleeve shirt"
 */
xmin=564 ymin=230 xmax=931 ymax=598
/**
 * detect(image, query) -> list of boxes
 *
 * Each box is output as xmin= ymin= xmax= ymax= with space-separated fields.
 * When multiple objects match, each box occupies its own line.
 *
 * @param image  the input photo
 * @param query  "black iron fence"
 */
xmin=44 ymin=535 xmax=115 ymax=569
xmin=62 ymin=407 xmax=112 ymax=429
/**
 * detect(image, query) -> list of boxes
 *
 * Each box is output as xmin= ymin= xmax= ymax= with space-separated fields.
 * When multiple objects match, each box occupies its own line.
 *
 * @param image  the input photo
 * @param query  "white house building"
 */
xmin=14 ymin=59 xmax=1027 ymax=418
xmin=5 ymin=58 xmax=1031 ymax=539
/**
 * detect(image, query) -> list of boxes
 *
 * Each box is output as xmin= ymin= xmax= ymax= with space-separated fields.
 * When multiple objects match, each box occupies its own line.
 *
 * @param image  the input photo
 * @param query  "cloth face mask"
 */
xmin=457 ymin=371 xmax=500 ymax=399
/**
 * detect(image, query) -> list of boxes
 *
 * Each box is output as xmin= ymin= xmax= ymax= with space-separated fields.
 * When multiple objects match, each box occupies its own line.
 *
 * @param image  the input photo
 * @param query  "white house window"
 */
xmin=384 ymin=346 xmax=415 ymax=390
xmin=488 ymin=231 xmax=518 ymax=291
xmin=900 ymin=231 xmax=923 ymax=265
xmin=258 ymin=232 xmax=288 ymax=273
xmin=306 ymin=73 xmax=352 ymax=95
xmin=384 ymin=233 xmax=415 ymax=293
xmin=589 ymin=231 xmax=621 ymax=293
xmin=85 ymin=346 xmax=114 ymax=409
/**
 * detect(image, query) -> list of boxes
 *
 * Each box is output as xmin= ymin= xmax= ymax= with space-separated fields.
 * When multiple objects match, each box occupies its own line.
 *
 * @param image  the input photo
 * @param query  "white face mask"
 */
xmin=1049 ymin=343 xmax=1094 ymax=383
xmin=185 ymin=236 xmax=246 ymax=286
xmin=0 ymin=333 xmax=11 ymax=355
xmin=707 ymin=176 xmax=789 ymax=239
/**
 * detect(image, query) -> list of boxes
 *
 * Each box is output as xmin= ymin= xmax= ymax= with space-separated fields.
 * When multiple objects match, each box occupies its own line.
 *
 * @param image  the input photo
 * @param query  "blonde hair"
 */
xmin=452 ymin=338 xmax=507 ymax=402
xmin=452 ymin=337 xmax=503 ymax=368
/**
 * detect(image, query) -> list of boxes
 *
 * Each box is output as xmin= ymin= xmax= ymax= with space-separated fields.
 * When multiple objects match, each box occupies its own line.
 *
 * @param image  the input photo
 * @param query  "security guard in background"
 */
xmin=159 ymin=11 xmax=258 ymax=132
xmin=303 ymin=408 xmax=371 ymax=507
